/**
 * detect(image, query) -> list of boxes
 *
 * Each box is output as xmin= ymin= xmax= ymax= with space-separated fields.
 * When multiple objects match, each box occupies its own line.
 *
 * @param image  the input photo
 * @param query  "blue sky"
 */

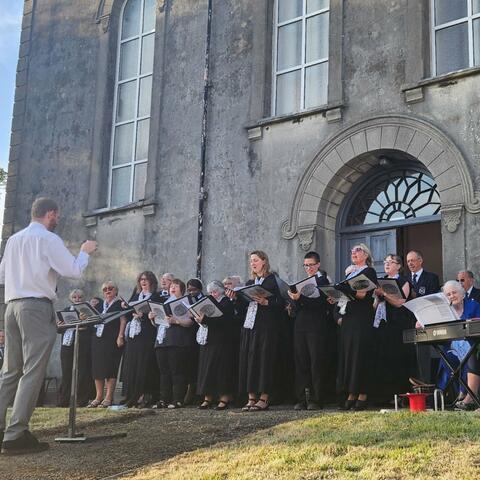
xmin=0 ymin=3 xmax=23 ymax=171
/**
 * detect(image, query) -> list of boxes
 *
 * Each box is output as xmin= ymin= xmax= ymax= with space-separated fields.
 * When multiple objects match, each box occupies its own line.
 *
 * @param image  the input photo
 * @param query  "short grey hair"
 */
xmin=207 ymin=280 xmax=225 ymax=295
xmin=69 ymin=288 xmax=85 ymax=302
xmin=442 ymin=280 xmax=465 ymax=297
xmin=162 ymin=272 xmax=175 ymax=281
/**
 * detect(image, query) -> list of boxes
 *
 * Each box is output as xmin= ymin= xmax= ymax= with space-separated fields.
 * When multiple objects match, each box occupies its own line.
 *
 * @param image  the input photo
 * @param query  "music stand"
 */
xmin=55 ymin=316 xmax=126 ymax=443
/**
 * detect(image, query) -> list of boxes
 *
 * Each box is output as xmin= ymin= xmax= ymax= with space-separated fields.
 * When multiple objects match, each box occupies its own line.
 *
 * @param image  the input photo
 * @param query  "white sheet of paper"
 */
xmin=403 ymin=293 xmax=460 ymax=327
xmin=150 ymin=302 xmax=169 ymax=326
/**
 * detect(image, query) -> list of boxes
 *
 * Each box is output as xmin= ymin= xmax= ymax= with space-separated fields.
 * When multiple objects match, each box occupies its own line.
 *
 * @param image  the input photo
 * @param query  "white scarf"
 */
xmin=196 ymin=325 xmax=208 ymax=345
xmin=129 ymin=291 xmax=152 ymax=339
xmin=243 ymin=277 xmax=264 ymax=330
xmin=156 ymin=294 xmax=175 ymax=344
xmin=95 ymin=296 xmax=119 ymax=337
xmin=374 ymin=274 xmax=398 ymax=328
xmin=62 ymin=328 xmax=75 ymax=346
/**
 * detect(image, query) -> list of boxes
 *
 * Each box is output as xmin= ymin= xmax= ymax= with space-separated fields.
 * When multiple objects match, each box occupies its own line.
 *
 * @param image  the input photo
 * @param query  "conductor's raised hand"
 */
xmin=81 ymin=240 xmax=98 ymax=254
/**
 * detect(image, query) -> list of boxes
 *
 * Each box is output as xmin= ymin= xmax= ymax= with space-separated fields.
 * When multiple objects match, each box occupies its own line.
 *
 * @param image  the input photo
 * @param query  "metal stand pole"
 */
xmin=56 ymin=324 xmax=86 ymax=442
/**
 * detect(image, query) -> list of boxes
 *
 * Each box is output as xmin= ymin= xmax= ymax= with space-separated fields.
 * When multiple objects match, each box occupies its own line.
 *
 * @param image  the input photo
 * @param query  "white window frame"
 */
xmin=108 ymin=0 xmax=155 ymax=208
xmin=430 ymin=0 xmax=480 ymax=76
xmin=272 ymin=0 xmax=330 ymax=116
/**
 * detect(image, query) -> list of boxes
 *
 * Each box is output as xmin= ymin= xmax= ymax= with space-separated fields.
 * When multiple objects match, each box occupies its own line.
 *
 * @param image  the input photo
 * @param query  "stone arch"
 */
xmin=282 ymin=114 xmax=478 ymax=250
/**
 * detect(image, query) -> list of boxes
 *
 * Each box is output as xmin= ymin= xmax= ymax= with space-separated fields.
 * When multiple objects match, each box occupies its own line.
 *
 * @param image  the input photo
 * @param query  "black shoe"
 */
xmin=214 ymin=401 xmax=230 ymax=411
xmin=307 ymin=401 xmax=322 ymax=411
xmin=340 ymin=399 xmax=356 ymax=411
xmin=198 ymin=400 xmax=212 ymax=410
xmin=294 ymin=402 xmax=306 ymax=411
xmin=167 ymin=402 xmax=183 ymax=409
xmin=353 ymin=400 xmax=368 ymax=411
xmin=1 ymin=431 xmax=49 ymax=456
xmin=455 ymin=401 xmax=476 ymax=411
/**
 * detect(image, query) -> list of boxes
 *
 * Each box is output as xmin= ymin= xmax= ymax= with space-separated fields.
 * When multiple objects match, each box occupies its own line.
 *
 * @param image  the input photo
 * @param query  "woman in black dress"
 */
xmin=57 ymin=289 xmax=95 ymax=407
xmin=336 ymin=244 xmax=377 ymax=410
xmin=226 ymin=250 xmax=284 ymax=411
xmin=122 ymin=271 xmax=162 ymax=407
xmin=196 ymin=281 xmax=236 ymax=410
xmin=373 ymin=254 xmax=416 ymax=402
xmin=150 ymin=279 xmax=196 ymax=408
xmin=88 ymin=281 xmax=127 ymax=408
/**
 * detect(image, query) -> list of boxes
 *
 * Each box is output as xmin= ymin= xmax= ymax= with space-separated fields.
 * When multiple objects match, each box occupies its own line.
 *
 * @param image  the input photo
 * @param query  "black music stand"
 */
xmin=433 ymin=340 xmax=480 ymax=409
xmin=55 ymin=317 xmax=126 ymax=443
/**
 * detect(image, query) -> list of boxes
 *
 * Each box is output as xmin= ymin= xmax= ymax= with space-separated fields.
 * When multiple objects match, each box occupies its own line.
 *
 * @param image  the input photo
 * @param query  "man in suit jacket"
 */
xmin=457 ymin=270 xmax=480 ymax=302
xmin=406 ymin=250 xmax=440 ymax=297
xmin=406 ymin=250 xmax=441 ymax=383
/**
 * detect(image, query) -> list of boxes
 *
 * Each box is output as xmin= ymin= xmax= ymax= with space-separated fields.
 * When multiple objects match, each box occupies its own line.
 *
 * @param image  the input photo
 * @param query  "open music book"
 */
xmin=72 ymin=302 xmax=131 ymax=325
xmin=234 ymin=284 xmax=273 ymax=302
xmin=403 ymin=293 xmax=460 ymax=327
xmin=187 ymin=295 xmax=224 ymax=319
xmin=290 ymin=275 xmax=320 ymax=298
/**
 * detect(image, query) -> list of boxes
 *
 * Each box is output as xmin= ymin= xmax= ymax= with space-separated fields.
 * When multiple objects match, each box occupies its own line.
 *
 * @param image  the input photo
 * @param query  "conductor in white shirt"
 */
xmin=0 ymin=197 xmax=97 ymax=455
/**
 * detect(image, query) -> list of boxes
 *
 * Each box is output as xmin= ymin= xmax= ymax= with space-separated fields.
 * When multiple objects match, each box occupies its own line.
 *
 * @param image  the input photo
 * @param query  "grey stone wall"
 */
xmin=3 ymin=0 xmax=480 ymax=339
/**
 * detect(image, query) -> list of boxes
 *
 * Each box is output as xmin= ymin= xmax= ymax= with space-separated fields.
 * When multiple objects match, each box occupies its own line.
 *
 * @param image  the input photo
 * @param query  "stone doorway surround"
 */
xmin=281 ymin=114 xmax=479 ymax=279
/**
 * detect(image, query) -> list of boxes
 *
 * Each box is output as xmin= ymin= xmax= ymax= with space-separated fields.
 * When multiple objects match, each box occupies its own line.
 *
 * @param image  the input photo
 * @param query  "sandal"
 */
xmin=86 ymin=399 xmax=102 ymax=408
xmin=198 ymin=400 xmax=212 ymax=410
xmin=215 ymin=401 xmax=230 ymax=411
xmin=250 ymin=399 xmax=269 ymax=411
xmin=242 ymin=398 xmax=257 ymax=412
xmin=99 ymin=399 xmax=112 ymax=408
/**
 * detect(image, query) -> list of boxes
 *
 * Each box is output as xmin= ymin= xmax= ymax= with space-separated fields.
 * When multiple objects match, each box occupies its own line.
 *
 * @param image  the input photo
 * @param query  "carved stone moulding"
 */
xmin=441 ymin=204 xmax=463 ymax=233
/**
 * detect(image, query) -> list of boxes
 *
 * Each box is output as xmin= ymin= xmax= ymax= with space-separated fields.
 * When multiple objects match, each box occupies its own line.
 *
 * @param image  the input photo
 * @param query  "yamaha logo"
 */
xmin=432 ymin=329 xmax=447 ymax=337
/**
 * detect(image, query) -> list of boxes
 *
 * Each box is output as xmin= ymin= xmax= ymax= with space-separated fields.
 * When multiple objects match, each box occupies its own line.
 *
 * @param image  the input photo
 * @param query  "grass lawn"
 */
xmin=123 ymin=411 xmax=480 ymax=480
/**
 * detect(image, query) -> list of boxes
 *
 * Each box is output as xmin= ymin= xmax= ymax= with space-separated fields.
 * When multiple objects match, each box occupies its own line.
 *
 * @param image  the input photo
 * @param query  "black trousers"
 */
xmin=294 ymin=330 xmax=328 ymax=404
xmin=155 ymin=346 xmax=190 ymax=404
xmin=59 ymin=338 xmax=94 ymax=407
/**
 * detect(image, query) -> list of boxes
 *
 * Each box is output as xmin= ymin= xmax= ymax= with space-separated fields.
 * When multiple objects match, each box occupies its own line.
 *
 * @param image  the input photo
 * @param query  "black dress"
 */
xmin=58 ymin=305 xmax=95 ymax=407
xmin=196 ymin=297 xmax=237 ymax=396
xmin=373 ymin=275 xmax=416 ymax=400
xmin=337 ymin=267 xmax=378 ymax=395
xmin=121 ymin=291 xmax=163 ymax=403
xmin=237 ymin=274 xmax=284 ymax=394
xmin=91 ymin=299 xmax=126 ymax=379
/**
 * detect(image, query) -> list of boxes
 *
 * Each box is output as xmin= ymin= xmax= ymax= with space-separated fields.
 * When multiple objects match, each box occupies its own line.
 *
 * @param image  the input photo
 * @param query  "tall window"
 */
xmin=273 ymin=0 xmax=329 ymax=116
xmin=431 ymin=0 xmax=480 ymax=76
xmin=109 ymin=0 xmax=156 ymax=208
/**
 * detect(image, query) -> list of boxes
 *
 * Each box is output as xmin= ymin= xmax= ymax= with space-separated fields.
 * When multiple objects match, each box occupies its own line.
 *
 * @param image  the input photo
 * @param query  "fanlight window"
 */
xmin=347 ymin=170 xmax=441 ymax=226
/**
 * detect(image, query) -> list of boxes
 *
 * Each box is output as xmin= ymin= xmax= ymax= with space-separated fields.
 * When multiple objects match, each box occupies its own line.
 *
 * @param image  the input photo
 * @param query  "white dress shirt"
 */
xmin=0 ymin=222 xmax=90 ymax=302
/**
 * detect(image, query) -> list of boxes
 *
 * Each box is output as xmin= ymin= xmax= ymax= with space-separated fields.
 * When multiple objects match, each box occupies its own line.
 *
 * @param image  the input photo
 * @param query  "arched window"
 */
xmin=108 ymin=0 xmax=156 ymax=208
xmin=346 ymin=169 xmax=441 ymax=226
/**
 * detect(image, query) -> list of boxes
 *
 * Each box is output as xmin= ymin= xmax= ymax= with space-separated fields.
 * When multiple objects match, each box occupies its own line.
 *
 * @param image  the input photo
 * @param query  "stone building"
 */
xmin=3 ymin=0 xmax=480 ymax=304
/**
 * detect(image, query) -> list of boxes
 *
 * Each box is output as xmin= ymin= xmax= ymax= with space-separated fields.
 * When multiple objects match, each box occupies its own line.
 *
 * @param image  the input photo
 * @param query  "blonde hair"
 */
xmin=101 ymin=280 xmax=118 ymax=294
xmin=249 ymin=250 xmax=271 ymax=279
xmin=353 ymin=243 xmax=374 ymax=267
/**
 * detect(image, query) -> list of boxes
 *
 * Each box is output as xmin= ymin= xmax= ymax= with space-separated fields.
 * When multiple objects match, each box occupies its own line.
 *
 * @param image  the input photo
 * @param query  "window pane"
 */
xmin=141 ymin=34 xmax=155 ymax=75
xmin=111 ymin=167 xmax=131 ymax=207
xmin=122 ymin=0 xmax=141 ymax=39
xmin=475 ymin=0 xmax=480 ymax=14
xmin=434 ymin=0 xmax=467 ymax=25
xmin=305 ymin=62 xmax=328 ymax=108
xmin=138 ymin=75 xmax=152 ymax=117
xmin=307 ymin=0 xmax=329 ymax=14
xmin=143 ymin=0 xmax=156 ymax=32
xmin=277 ymin=22 xmax=302 ymax=70
xmin=278 ymin=0 xmax=302 ymax=23
xmin=306 ymin=13 xmax=329 ymax=62
xmin=113 ymin=123 xmax=134 ymax=165
xmin=276 ymin=70 xmax=301 ymax=115
xmin=133 ymin=163 xmax=147 ymax=201
xmin=135 ymin=119 xmax=150 ymax=160
xmin=117 ymin=80 xmax=137 ymax=122
xmin=435 ymin=23 xmax=468 ymax=75
xmin=475 ymin=19 xmax=480 ymax=66
xmin=119 ymin=39 xmax=139 ymax=81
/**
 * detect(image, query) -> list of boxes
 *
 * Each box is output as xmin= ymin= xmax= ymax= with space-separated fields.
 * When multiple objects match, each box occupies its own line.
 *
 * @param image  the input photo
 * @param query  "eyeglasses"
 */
xmin=383 ymin=260 xmax=400 ymax=265
xmin=102 ymin=286 xmax=114 ymax=292
xmin=139 ymin=277 xmax=148 ymax=281
xmin=351 ymin=247 xmax=363 ymax=253
xmin=303 ymin=262 xmax=319 ymax=268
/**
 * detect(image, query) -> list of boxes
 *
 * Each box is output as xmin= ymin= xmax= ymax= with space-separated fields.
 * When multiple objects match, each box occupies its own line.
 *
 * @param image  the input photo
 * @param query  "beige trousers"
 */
xmin=0 ymin=298 xmax=56 ymax=441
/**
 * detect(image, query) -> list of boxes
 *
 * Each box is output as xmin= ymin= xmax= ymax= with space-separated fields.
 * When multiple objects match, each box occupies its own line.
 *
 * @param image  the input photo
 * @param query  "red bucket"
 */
xmin=404 ymin=393 xmax=428 ymax=412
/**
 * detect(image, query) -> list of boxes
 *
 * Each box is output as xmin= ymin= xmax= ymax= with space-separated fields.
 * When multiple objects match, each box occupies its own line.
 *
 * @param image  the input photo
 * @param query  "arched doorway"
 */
xmin=337 ymin=156 xmax=443 ymax=278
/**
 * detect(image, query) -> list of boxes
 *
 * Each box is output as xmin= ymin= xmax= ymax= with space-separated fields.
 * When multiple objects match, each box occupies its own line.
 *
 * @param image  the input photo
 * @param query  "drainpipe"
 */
xmin=196 ymin=0 xmax=213 ymax=279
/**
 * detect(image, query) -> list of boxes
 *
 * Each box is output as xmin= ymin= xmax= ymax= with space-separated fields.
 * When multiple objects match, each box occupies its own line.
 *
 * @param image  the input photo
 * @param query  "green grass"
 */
xmin=123 ymin=411 xmax=480 ymax=480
